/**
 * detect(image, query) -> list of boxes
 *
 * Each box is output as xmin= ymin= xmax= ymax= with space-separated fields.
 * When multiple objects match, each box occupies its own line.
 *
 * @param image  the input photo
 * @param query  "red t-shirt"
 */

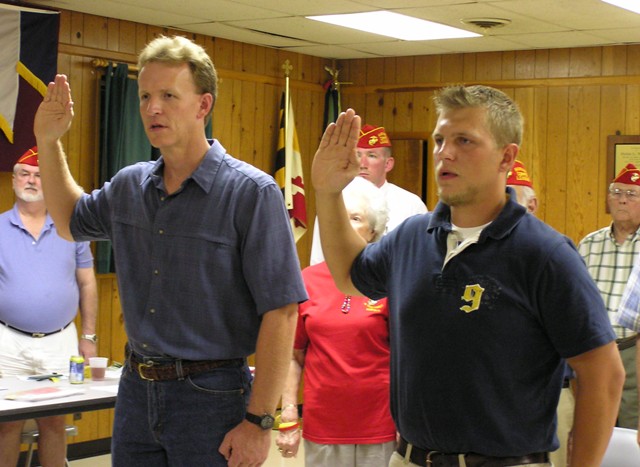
xmin=296 ymin=262 xmax=396 ymax=444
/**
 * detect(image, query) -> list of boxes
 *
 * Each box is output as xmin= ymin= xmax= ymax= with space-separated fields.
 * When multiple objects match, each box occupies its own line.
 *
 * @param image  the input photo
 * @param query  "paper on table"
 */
xmin=4 ymin=386 xmax=84 ymax=402
xmin=91 ymin=385 xmax=119 ymax=395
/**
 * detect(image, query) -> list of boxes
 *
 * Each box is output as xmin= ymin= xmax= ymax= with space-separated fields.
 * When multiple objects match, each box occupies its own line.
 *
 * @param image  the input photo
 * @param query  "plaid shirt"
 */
xmin=578 ymin=224 xmax=640 ymax=339
xmin=617 ymin=255 xmax=640 ymax=332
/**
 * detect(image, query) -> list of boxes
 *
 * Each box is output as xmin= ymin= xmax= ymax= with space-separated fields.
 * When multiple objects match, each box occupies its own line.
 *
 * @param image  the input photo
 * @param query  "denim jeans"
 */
xmin=111 ymin=359 xmax=251 ymax=466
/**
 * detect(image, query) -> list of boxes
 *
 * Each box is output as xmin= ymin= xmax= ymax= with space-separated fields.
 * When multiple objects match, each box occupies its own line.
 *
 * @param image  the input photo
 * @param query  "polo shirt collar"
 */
xmin=9 ymin=204 xmax=54 ymax=234
xmin=427 ymin=186 xmax=527 ymax=242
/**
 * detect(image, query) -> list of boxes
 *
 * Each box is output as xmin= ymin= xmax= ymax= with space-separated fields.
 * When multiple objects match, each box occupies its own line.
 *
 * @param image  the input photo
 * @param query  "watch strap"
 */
xmin=245 ymin=411 xmax=274 ymax=430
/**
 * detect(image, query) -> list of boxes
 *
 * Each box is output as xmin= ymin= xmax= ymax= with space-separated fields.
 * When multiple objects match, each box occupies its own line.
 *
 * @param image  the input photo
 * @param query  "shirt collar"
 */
xmin=427 ymin=186 xmax=527 ymax=242
xmin=144 ymin=139 xmax=228 ymax=194
xmin=9 ymin=204 xmax=54 ymax=233
xmin=608 ymin=222 xmax=640 ymax=244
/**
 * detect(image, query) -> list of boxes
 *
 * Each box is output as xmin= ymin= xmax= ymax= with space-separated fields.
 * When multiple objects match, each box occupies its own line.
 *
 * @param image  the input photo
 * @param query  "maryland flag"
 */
xmin=274 ymin=92 xmax=307 ymax=242
xmin=0 ymin=5 xmax=59 ymax=172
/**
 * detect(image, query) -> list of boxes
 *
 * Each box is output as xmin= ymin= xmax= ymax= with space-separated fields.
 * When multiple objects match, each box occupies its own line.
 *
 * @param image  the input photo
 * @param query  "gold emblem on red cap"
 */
xmin=613 ymin=163 xmax=640 ymax=186
xmin=507 ymin=160 xmax=533 ymax=188
xmin=358 ymin=125 xmax=392 ymax=148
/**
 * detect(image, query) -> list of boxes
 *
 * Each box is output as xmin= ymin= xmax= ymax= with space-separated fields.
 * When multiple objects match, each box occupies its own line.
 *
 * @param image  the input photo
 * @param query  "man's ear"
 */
xmin=385 ymin=156 xmax=395 ymax=173
xmin=501 ymin=144 xmax=519 ymax=173
xmin=198 ymin=93 xmax=214 ymax=120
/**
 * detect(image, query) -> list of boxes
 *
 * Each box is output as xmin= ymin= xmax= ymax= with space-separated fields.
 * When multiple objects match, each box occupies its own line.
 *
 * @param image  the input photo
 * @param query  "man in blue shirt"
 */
xmin=34 ymin=35 xmax=307 ymax=466
xmin=0 ymin=147 xmax=97 ymax=467
xmin=311 ymin=85 xmax=624 ymax=467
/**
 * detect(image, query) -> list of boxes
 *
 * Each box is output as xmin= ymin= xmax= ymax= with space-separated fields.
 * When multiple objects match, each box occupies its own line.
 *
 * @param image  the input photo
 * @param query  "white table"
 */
xmin=0 ymin=373 xmax=119 ymax=422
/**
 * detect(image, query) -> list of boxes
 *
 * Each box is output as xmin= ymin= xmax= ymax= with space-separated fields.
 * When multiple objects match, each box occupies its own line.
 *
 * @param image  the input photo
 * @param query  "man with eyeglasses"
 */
xmin=578 ymin=163 xmax=640 ymax=430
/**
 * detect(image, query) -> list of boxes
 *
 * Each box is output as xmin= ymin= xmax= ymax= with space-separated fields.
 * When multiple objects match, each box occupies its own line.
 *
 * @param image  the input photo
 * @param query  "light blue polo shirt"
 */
xmin=0 ymin=204 xmax=93 ymax=332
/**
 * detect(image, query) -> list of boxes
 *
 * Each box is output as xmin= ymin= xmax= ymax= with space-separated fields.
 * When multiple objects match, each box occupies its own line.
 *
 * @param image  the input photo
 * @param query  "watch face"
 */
xmin=260 ymin=414 xmax=275 ymax=429
xmin=246 ymin=412 xmax=275 ymax=430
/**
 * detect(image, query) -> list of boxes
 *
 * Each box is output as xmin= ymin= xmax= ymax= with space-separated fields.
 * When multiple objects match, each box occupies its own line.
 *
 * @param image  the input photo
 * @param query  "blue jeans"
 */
xmin=111 ymin=359 xmax=251 ymax=466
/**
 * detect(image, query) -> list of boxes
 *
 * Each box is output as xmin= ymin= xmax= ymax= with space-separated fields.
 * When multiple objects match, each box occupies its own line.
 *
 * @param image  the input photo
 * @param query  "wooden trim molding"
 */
xmin=343 ymin=74 xmax=640 ymax=94
xmin=85 ymin=54 xmax=324 ymax=93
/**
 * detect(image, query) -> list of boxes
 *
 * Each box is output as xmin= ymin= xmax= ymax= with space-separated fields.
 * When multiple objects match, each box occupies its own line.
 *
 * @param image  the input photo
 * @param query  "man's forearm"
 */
xmin=76 ymin=267 xmax=98 ymax=335
xmin=246 ymin=303 xmax=298 ymax=417
xmin=36 ymin=140 xmax=84 ymax=240
xmin=568 ymin=342 xmax=625 ymax=466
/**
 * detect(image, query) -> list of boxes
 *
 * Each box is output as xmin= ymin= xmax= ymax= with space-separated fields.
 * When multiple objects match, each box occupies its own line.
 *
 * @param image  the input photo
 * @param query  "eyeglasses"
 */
xmin=608 ymin=187 xmax=640 ymax=201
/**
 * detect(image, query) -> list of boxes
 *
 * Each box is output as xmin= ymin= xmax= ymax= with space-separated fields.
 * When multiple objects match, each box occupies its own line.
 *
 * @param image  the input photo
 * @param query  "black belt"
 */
xmin=0 ymin=320 xmax=72 ymax=338
xmin=397 ymin=437 xmax=549 ymax=467
xmin=127 ymin=349 xmax=244 ymax=381
xmin=617 ymin=335 xmax=636 ymax=352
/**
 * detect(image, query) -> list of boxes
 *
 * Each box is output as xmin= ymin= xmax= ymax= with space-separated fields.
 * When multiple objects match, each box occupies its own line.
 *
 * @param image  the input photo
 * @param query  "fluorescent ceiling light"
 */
xmin=307 ymin=11 xmax=480 ymax=41
xmin=601 ymin=0 xmax=640 ymax=14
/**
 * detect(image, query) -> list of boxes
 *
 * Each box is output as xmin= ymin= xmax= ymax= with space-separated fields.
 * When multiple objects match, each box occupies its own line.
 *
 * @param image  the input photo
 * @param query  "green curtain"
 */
xmin=96 ymin=63 xmax=152 ymax=273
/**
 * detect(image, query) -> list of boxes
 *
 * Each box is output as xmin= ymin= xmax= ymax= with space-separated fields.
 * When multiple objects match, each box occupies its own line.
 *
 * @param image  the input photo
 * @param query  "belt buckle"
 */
xmin=137 ymin=361 xmax=156 ymax=381
xmin=31 ymin=332 xmax=46 ymax=338
xmin=426 ymin=451 xmax=440 ymax=466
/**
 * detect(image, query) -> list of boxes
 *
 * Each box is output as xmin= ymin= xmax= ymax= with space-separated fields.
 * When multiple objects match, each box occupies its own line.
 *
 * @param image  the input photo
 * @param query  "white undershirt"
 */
xmin=444 ymin=222 xmax=491 ymax=267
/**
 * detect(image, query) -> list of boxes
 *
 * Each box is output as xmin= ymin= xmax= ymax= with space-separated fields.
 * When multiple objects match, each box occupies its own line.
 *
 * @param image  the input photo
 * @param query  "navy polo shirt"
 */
xmin=351 ymin=190 xmax=614 ymax=456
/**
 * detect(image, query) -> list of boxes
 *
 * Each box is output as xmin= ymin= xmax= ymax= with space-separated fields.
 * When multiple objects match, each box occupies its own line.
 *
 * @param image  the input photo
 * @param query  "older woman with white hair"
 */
xmin=276 ymin=177 xmax=395 ymax=466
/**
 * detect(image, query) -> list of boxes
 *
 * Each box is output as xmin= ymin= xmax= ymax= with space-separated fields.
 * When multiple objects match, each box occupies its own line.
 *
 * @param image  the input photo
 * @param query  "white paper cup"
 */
xmin=89 ymin=357 xmax=108 ymax=380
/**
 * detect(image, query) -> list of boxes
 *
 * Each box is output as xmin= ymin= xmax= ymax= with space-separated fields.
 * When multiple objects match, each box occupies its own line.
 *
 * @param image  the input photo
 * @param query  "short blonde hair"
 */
xmin=138 ymin=35 xmax=218 ymax=106
xmin=434 ymin=85 xmax=523 ymax=148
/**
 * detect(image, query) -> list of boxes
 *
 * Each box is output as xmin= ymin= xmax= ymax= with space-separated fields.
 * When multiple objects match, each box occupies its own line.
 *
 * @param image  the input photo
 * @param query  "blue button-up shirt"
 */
xmin=71 ymin=140 xmax=307 ymax=360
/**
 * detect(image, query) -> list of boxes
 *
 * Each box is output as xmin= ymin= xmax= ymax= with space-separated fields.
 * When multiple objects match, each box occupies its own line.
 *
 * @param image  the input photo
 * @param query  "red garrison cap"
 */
xmin=16 ymin=146 xmax=39 ymax=167
xmin=358 ymin=124 xmax=392 ymax=149
xmin=507 ymin=160 xmax=533 ymax=188
xmin=613 ymin=163 xmax=640 ymax=186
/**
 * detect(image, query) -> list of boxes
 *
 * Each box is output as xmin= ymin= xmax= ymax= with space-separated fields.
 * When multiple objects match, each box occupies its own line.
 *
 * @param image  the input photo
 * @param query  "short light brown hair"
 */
xmin=138 ymin=35 xmax=218 ymax=108
xmin=434 ymin=85 xmax=523 ymax=148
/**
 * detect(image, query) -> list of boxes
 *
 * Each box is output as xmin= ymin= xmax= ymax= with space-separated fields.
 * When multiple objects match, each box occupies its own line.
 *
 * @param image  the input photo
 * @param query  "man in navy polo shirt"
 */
xmin=311 ymin=85 xmax=624 ymax=467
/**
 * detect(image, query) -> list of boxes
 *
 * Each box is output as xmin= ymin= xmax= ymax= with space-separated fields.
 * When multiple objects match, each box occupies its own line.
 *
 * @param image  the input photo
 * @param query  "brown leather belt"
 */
xmin=0 ymin=319 xmax=72 ymax=338
xmin=397 ymin=437 xmax=549 ymax=467
xmin=617 ymin=335 xmax=637 ymax=352
xmin=128 ymin=350 xmax=244 ymax=381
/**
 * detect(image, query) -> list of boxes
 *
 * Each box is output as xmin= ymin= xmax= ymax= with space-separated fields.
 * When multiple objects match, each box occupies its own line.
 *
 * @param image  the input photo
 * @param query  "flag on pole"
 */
xmin=0 ymin=5 xmax=59 ymax=172
xmin=323 ymin=78 xmax=341 ymax=130
xmin=275 ymin=92 xmax=307 ymax=242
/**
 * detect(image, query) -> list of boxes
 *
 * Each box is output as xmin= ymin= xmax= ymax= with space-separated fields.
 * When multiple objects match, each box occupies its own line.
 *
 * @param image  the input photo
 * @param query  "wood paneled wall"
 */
xmin=2 ymin=7 xmax=640 ymax=448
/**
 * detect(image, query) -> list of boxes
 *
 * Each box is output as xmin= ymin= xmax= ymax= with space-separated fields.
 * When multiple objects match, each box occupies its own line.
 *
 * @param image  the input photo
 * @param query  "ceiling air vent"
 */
xmin=461 ymin=18 xmax=511 ymax=30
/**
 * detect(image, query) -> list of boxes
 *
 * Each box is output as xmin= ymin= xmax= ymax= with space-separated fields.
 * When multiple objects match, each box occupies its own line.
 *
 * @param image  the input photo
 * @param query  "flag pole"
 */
xmin=282 ymin=60 xmax=292 ymax=145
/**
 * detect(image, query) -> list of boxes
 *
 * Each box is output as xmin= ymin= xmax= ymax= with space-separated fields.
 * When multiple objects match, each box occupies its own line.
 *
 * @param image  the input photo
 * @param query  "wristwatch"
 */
xmin=245 ymin=412 xmax=275 ymax=430
xmin=80 ymin=334 xmax=98 ymax=343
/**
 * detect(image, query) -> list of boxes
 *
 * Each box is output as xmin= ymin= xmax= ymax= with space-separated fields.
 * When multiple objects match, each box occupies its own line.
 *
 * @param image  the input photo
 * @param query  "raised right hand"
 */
xmin=311 ymin=108 xmax=361 ymax=195
xmin=34 ymin=74 xmax=75 ymax=145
